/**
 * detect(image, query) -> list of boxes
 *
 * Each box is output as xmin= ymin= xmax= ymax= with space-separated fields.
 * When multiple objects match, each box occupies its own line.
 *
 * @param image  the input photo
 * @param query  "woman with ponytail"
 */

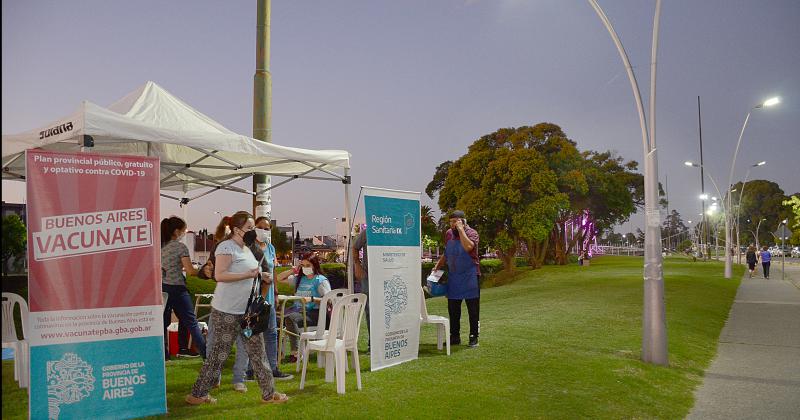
xmin=187 ymin=211 xmax=288 ymax=405
xmin=161 ymin=216 xmax=206 ymax=360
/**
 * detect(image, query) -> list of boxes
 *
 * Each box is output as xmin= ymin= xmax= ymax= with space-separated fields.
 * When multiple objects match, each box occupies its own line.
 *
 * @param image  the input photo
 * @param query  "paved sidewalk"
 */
xmin=687 ymin=264 xmax=800 ymax=419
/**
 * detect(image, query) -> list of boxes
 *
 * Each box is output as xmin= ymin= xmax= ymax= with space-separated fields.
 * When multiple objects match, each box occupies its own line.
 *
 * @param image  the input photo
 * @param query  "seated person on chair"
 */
xmin=276 ymin=251 xmax=331 ymax=363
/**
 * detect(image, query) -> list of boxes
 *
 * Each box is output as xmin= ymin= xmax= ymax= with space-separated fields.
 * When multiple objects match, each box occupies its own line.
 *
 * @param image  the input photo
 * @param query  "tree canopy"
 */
xmin=733 ymin=180 xmax=793 ymax=246
xmin=2 ymin=214 xmax=26 ymax=276
xmin=427 ymin=122 xmax=643 ymax=270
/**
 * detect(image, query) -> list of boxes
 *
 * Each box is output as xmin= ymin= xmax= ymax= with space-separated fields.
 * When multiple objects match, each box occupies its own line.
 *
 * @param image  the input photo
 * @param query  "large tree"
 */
xmin=782 ymin=194 xmax=799 ymax=245
xmin=2 ymin=215 xmax=26 ymax=276
xmin=271 ymin=226 xmax=292 ymax=257
xmin=427 ymin=122 xmax=643 ymax=268
xmin=553 ymin=150 xmax=644 ymax=263
xmin=434 ymin=125 xmax=569 ymax=271
xmin=661 ymin=209 xmax=688 ymax=250
xmin=733 ymin=180 xmax=791 ymax=247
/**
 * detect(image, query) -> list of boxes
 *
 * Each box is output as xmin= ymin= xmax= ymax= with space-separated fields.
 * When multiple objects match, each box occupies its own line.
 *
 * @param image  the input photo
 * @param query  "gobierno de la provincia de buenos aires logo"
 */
xmin=46 ymin=353 xmax=150 ymax=419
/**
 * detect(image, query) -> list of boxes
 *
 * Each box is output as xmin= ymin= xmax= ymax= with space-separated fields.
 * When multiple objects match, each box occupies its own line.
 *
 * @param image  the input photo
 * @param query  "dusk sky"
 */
xmin=3 ymin=1 xmax=798 ymax=240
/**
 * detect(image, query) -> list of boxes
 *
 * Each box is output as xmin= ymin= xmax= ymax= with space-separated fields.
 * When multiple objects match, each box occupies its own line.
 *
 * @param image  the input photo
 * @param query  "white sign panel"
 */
xmin=363 ymin=187 xmax=421 ymax=371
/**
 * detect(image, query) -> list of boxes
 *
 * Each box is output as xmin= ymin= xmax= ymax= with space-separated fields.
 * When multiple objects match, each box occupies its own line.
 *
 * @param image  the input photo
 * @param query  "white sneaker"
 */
xmin=232 ymin=382 xmax=247 ymax=393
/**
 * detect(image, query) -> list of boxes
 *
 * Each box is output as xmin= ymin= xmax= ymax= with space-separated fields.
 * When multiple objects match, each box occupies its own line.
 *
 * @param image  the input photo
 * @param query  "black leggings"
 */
xmin=448 ymin=297 xmax=480 ymax=338
xmin=762 ymin=262 xmax=771 ymax=278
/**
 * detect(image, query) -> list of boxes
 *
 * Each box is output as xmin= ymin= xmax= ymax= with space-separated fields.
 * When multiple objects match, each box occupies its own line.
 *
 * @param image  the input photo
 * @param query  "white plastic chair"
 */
xmin=420 ymin=287 xmax=450 ymax=355
xmin=2 ymin=292 xmax=30 ymax=389
xmin=299 ymin=293 xmax=367 ymax=395
xmin=296 ymin=288 xmax=349 ymax=372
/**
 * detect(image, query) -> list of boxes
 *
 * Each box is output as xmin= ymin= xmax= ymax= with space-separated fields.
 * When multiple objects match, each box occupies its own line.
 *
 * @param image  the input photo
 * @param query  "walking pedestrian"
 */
xmin=759 ymin=245 xmax=772 ymax=279
xmin=186 ymin=211 xmax=288 ymax=405
xmin=745 ymin=245 xmax=757 ymax=278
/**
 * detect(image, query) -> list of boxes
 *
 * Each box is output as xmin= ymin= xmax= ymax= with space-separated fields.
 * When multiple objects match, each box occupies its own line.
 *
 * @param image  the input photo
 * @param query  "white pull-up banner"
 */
xmin=363 ymin=187 xmax=421 ymax=371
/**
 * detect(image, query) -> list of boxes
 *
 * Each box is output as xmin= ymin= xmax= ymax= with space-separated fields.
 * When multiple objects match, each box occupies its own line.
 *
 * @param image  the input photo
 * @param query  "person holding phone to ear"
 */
xmin=433 ymin=210 xmax=481 ymax=348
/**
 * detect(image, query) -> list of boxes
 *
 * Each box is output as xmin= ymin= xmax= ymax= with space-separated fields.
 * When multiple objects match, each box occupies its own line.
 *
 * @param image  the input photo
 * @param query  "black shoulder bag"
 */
xmin=241 ymin=255 xmax=271 ymax=338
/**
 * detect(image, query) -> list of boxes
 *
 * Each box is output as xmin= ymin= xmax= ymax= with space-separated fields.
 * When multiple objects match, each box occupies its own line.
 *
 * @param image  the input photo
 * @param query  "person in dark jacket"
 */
xmin=745 ymin=245 xmax=758 ymax=278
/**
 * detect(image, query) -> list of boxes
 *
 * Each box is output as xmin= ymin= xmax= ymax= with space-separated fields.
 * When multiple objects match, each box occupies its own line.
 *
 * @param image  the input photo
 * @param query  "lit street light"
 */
xmin=734 ymin=161 xmax=767 ymax=263
xmin=724 ymin=96 xmax=780 ymax=278
xmin=686 ymin=161 xmax=734 ymax=275
xmin=587 ymin=0 xmax=667 ymax=365
xmin=754 ymin=218 xmax=767 ymax=249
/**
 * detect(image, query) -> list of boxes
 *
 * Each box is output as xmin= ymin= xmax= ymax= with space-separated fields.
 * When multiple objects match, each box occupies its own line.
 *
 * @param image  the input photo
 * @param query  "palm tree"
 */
xmin=421 ymin=205 xmax=435 ymax=226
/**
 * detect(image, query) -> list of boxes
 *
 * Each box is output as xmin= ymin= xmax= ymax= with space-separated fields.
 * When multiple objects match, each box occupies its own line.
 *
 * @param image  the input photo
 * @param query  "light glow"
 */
xmin=762 ymin=97 xmax=780 ymax=107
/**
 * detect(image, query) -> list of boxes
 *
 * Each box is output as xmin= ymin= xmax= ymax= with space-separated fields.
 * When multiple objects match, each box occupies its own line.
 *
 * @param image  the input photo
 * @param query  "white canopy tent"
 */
xmin=2 ymin=81 xmax=354 ymax=288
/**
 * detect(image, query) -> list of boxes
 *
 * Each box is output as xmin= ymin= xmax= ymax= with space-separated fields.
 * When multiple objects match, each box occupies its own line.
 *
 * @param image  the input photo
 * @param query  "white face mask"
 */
xmin=256 ymin=228 xmax=271 ymax=243
xmin=177 ymin=232 xmax=186 ymax=242
xmin=302 ymin=266 xmax=314 ymax=276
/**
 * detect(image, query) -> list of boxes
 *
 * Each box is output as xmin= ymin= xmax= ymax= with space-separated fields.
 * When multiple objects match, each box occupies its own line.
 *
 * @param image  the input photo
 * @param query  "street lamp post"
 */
xmin=587 ymin=0 xmax=667 ymax=366
xmin=332 ymin=217 xmax=339 ymax=257
xmin=754 ymin=218 xmax=767 ymax=249
xmin=685 ymin=161 xmax=731 ymax=276
xmin=734 ymin=161 xmax=766 ymax=264
xmin=779 ymin=219 xmax=788 ymax=280
xmin=289 ymin=221 xmax=298 ymax=265
xmin=725 ymin=97 xmax=780 ymax=278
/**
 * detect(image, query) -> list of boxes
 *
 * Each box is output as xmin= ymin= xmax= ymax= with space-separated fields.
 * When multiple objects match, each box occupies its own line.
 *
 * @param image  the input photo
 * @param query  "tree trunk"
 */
xmin=526 ymin=239 xmax=537 ymax=268
xmin=498 ymin=243 xmax=517 ymax=272
xmin=535 ymin=235 xmax=549 ymax=268
xmin=551 ymin=227 xmax=567 ymax=266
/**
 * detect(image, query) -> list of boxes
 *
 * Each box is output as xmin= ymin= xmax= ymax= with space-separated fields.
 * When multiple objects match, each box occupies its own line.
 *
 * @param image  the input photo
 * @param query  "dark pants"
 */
xmin=356 ymin=277 xmax=370 ymax=339
xmin=163 ymin=284 xmax=206 ymax=358
xmin=285 ymin=309 xmax=320 ymax=351
xmin=448 ymin=297 xmax=480 ymax=339
xmin=762 ymin=262 xmax=771 ymax=278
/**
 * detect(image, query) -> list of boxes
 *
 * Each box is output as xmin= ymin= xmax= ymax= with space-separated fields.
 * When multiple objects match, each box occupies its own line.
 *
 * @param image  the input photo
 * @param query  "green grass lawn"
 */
xmin=2 ymin=256 xmax=742 ymax=419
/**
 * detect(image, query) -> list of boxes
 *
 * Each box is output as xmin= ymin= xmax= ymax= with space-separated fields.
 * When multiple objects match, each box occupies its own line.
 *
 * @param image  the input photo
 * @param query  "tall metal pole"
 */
xmin=290 ymin=221 xmax=297 ymax=265
xmin=698 ymin=96 xmax=709 ymax=260
xmin=253 ymin=0 xmax=273 ymax=219
xmin=722 ymin=110 xmax=752 ymax=278
xmin=587 ymin=0 xmax=667 ymax=366
xmin=755 ymin=218 xmax=765 ymax=249
xmin=735 ymin=162 xmax=765 ymax=264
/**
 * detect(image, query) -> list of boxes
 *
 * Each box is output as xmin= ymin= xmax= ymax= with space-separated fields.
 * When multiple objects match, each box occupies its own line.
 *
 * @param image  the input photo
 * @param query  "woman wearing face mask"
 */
xmin=161 ymin=216 xmax=206 ymax=360
xmin=276 ymin=251 xmax=331 ymax=363
xmin=187 ymin=211 xmax=288 ymax=405
xmin=231 ymin=217 xmax=294 ymax=388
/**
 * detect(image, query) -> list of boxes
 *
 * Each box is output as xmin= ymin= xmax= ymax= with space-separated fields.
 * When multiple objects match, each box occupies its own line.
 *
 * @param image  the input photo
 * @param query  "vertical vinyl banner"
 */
xmin=26 ymin=150 xmax=165 ymax=420
xmin=363 ymin=187 xmax=421 ymax=371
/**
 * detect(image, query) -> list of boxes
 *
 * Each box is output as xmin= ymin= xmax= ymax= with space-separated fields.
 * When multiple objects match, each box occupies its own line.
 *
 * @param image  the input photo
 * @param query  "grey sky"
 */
xmin=3 ymin=1 xmax=798 ymax=239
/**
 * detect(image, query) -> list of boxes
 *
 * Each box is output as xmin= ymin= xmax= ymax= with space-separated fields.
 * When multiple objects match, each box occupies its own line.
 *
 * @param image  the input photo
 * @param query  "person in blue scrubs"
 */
xmin=433 ymin=210 xmax=481 ymax=348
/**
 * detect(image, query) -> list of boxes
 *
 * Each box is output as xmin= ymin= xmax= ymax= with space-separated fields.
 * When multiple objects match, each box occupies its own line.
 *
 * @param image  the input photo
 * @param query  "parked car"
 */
xmin=791 ymin=247 xmax=800 ymax=258
xmin=769 ymin=247 xmax=783 ymax=257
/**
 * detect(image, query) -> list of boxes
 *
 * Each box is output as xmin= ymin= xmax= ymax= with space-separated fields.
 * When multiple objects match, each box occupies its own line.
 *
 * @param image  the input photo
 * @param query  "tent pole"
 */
xmin=344 ymin=168 xmax=353 ymax=294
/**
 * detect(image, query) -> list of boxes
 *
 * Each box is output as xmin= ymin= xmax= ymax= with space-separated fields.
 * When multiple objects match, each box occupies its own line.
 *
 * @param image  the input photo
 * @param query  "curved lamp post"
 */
xmin=754 ymin=217 xmax=767 ymax=249
xmin=685 ymin=161 xmax=734 ymax=275
xmin=734 ymin=161 xmax=766 ymax=263
xmin=587 ymin=0 xmax=666 ymax=366
xmin=724 ymin=97 xmax=780 ymax=278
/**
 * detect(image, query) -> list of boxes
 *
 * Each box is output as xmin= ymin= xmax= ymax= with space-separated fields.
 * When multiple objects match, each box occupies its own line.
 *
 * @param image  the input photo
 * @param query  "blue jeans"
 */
xmin=162 ymin=284 xmax=206 ymax=357
xmin=208 ymin=303 xmax=278 ymax=384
